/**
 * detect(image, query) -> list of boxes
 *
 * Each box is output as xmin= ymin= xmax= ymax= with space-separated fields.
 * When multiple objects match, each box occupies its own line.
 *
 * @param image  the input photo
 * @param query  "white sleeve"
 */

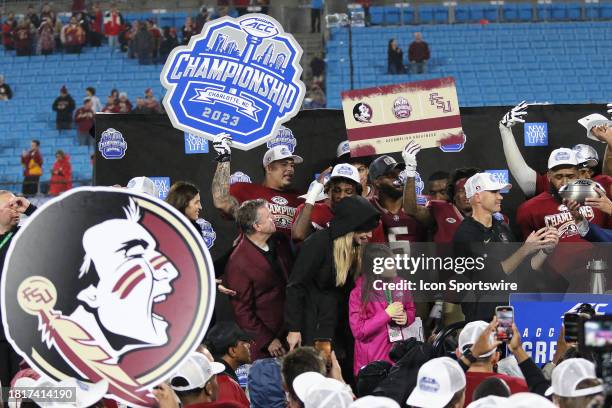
xmin=499 ymin=122 xmax=537 ymax=196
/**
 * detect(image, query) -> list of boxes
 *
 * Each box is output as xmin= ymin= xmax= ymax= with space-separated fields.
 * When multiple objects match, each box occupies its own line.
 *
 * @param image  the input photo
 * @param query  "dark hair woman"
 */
xmin=388 ymin=38 xmax=405 ymax=74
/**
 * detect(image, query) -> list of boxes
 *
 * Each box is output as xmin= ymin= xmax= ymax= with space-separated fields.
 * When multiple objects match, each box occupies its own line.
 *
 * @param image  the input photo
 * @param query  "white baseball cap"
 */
xmin=11 ymin=377 xmax=109 ymax=408
xmin=298 ymin=179 xmax=328 ymax=201
xmin=262 ymin=145 xmax=303 ymax=167
xmin=127 ymin=176 xmax=158 ymax=197
xmin=572 ymin=144 xmax=599 ymax=168
xmin=406 ymin=357 xmax=466 ymax=408
xmin=170 ymin=352 xmax=225 ymax=392
xmin=292 ymin=372 xmax=353 ymax=408
xmin=548 ymin=148 xmax=578 ymax=170
xmin=545 ymin=358 xmax=604 ymax=398
xmin=464 ymin=173 xmax=512 ymax=199
xmin=577 ymin=113 xmax=612 ymax=142
xmin=507 ymin=392 xmax=556 ymax=407
xmin=350 ymin=395 xmax=400 ymax=408
xmin=337 ymin=141 xmax=351 ymax=158
xmin=330 ymin=163 xmax=361 ymax=185
xmin=458 ymin=321 xmax=495 ymax=358
xmin=466 ymin=395 xmax=508 ymax=408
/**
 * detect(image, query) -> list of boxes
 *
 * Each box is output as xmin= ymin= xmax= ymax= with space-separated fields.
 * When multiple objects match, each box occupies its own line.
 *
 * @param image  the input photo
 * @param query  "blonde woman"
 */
xmin=285 ymin=195 xmax=380 ymax=380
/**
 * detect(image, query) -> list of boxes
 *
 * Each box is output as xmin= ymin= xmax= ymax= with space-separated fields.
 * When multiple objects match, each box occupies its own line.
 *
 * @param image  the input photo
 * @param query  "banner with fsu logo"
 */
xmin=341 ymin=77 xmax=465 ymax=157
xmin=1 ymin=188 xmax=216 ymax=407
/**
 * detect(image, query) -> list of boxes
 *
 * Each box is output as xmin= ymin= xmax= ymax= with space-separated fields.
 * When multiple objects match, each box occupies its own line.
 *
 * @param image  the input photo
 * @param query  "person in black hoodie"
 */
xmin=52 ymin=86 xmax=76 ymax=130
xmin=387 ymin=39 xmax=405 ymax=74
xmin=0 ymin=192 xmax=36 ymax=387
xmin=285 ymin=195 xmax=380 ymax=382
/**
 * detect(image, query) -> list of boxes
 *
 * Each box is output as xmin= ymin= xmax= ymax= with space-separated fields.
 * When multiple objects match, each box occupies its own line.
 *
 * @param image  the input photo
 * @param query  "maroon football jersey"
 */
xmin=230 ymin=182 xmax=303 ymax=238
xmin=516 ymin=192 xmax=611 ymax=280
xmin=369 ymin=197 xmax=426 ymax=242
xmin=427 ymin=200 xmax=464 ymax=243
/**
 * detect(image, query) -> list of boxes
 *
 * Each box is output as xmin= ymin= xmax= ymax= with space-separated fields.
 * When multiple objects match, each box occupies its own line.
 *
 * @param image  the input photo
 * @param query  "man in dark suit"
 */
xmin=224 ymin=199 xmax=293 ymax=361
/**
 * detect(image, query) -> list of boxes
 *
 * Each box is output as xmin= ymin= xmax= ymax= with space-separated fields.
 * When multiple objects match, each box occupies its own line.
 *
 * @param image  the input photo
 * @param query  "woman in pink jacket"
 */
xmin=349 ymin=244 xmax=416 ymax=376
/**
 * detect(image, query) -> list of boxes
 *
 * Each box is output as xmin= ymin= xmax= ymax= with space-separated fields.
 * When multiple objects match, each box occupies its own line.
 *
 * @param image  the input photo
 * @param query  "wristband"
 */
xmin=305 ymin=181 xmax=324 ymax=205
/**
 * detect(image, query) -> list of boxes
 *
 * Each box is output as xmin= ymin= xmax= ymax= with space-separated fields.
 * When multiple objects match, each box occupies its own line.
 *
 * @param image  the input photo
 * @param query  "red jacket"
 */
xmin=49 ymin=155 xmax=72 ymax=196
xmin=103 ymin=11 xmax=123 ymax=36
xmin=217 ymin=375 xmax=249 ymax=408
xmin=224 ymin=234 xmax=293 ymax=360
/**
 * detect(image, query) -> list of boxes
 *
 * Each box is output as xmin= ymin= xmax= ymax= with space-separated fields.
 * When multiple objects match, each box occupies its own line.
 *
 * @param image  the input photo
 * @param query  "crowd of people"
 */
xmin=2 ymin=100 xmax=611 ymax=406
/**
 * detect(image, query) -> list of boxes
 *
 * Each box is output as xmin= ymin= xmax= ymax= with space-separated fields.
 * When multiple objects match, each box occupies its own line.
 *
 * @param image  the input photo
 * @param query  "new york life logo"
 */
xmin=184 ymin=132 xmax=209 ymax=154
xmin=149 ymin=177 xmax=171 ymax=200
xmin=524 ymin=123 xmax=548 ymax=147
xmin=485 ymin=169 xmax=510 ymax=193
xmin=161 ymin=15 xmax=306 ymax=150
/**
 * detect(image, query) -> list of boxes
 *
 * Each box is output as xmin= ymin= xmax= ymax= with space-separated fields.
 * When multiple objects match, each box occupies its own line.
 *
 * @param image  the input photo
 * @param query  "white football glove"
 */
xmin=607 ymin=102 xmax=612 ymax=119
xmin=500 ymin=101 xmax=528 ymax=128
xmin=402 ymin=140 xmax=421 ymax=178
xmin=212 ymin=133 xmax=232 ymax=162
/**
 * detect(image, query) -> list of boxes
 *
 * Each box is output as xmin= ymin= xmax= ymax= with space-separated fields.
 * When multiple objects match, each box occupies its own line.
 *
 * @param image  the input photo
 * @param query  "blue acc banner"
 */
xmin=510 ymin=293 xmax=612 ymax=366
xmin=161 ymin=14 xmax=306 ymax=150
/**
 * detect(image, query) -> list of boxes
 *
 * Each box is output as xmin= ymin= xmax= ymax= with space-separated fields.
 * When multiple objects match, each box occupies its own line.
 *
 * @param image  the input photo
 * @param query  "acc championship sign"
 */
xmin=1 ymin=188 xmax=216 ymax=407
xmin=161 ymin=14 xmax=306 ymax=150
xmin=510 ymin=293 xmax=612 ymax=366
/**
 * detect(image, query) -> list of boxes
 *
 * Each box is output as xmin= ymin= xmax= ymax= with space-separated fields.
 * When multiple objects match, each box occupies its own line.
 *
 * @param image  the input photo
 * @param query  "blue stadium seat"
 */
xmin=536 ymin=4 xmax=552 ymax=21
xmin=370 ymin=6 xmax=385 ymax=25
xmin=385 ymin=7 xmax=401 ymax=25
xmin=601 ymin=3 xmax=612 ymax=19
xmin=418 ymin=6 xmax=435 ymax=23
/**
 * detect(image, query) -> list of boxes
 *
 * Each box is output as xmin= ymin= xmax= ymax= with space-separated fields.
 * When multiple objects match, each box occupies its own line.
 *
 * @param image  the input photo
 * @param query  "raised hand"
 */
xmin=212 ymin=133 xmax=232 ymax=162
xmin=402 ymin=140 xmax=421 ymax=177
xmin=501 ymin=101 xmax=528 ymax=128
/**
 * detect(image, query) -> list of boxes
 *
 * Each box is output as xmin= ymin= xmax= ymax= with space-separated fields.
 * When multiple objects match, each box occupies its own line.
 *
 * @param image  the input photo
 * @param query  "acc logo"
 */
xmin=336 ymin=164 xmax=355 ymax=177
xmin=271 ymin=196 xmax=288 ymax=206
xmin=353 ymin=102 xmax=372 ymax=123
xmin=445 ymin=217 xmax=457 ymax=224
xmin=149 ymin=177 xmax=171 ymax=200
xmin=266 ymin=125 xmax=297 ymax=153
xmin=419 ymin=377 xmax=440 ymax=393
xmin=196 ymin=218 xmax=217 ymax=249
xmin=161 ymin=14 xmax=305 ymax=151
xmin=230 ymin=171 xmax=252 ymax=184
xmin=392 ymin=97 xmax=412 ymax=119
xmin=98 ymin=128 xmax=127 ymax=159
xmin=1 ymin=187 xmax=215 ymax=407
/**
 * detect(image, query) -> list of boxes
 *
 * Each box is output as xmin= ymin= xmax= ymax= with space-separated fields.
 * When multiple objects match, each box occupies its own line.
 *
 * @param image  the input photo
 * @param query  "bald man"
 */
xmin=0 ymin=192 xmax=36 ymax=386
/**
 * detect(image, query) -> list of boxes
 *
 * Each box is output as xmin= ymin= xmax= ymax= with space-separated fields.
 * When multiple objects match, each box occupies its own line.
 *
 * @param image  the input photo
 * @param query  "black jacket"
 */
xmin=285 ymin=196 xmax=379 ymax=352
xmin=52 ymin=95 xmax=76 ymax=123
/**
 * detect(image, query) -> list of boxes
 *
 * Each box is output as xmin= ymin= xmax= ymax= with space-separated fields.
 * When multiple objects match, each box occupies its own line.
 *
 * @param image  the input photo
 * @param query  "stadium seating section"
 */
xmin=326 ymin=21 xmax=612 ymax=109
xmin=0 ymin=45 xmax=165 ymax=192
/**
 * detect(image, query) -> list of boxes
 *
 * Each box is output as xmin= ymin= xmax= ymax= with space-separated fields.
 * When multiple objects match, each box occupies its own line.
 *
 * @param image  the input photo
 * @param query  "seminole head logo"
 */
xmin=161 ymin=14 xmax=305 ymax=151
xmin=1 ymin=188 xmax=215 ymax=407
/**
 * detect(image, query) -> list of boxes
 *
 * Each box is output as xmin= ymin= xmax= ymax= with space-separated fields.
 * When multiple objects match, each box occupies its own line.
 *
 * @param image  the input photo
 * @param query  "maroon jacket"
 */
xmin=408 ymin=40 xmax=430 ymax=62
xmin=224 ymin=234 xmax=293 ymax=360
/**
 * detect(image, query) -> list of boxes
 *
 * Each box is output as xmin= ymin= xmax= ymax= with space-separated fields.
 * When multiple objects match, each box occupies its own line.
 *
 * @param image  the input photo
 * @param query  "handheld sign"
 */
xmin=341 ymin=77 xmax=465 ymax=157
xmin=161 ymin=14 xmax=306 ymax=150
xmin=1 ymin=188 xmax=216 ymax=407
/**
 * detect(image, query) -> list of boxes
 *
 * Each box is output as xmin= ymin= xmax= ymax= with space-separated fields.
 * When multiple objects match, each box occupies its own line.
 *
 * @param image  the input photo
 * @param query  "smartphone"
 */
xmin=564 ymin=313 xmax=582 ymax=343
xmin=313 ymin=338 xmax=332 ymax=366
xmin=495 ymin=306 xmax=514 ymax=341
xmin=580 ymin=315 xmax=612 ymax=351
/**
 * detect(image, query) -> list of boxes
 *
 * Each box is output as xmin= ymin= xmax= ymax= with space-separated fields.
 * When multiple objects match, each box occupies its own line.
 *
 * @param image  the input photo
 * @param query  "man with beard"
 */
xmin=211 ymin=134 xmax=303 ymax=240
xmin=516 ymin=148 xmax=612 ymax=289
xmin=368 ymin=152 xmax=426 ymax=243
